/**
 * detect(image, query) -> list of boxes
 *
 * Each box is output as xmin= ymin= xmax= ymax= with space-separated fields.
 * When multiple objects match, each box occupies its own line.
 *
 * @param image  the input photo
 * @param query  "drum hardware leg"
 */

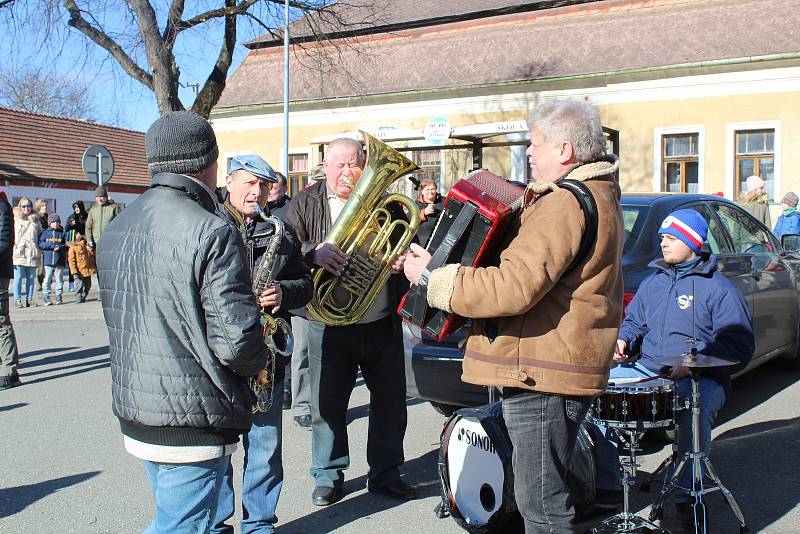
xmin=640 ymin=443 xmax=676 ymax=493
xmin=434 ymin=497 xmax=450 ymax=519
xmin=590 ymin=428 xmax=667 ymax=533
xmin=648 ymin=369 xmax=748 ymax=532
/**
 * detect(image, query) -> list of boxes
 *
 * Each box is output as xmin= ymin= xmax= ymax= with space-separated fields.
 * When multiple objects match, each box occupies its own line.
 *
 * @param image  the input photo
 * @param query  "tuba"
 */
xmin=249 ymin=202 xmax=294 ymax=413
xmin=308 ymin=131 xmax=420 ymax=326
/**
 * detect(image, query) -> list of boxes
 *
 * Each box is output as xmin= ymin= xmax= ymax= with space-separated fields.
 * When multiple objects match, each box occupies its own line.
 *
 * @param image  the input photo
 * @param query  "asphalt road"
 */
xmin=2 ymin=297 xmax=799 ymax=533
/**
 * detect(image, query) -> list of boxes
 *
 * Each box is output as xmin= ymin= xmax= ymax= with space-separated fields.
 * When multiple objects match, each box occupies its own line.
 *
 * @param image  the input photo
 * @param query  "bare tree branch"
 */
xmin=162 ymin=0 xmax=185 ymax=49
xmin=63 ymin=0 xmax=153 ymax=90
xmin=175 ymin=0 xmax=259 ymax=34
xmin=4 ymin=0 xmax=387 ymax=121
xmin=191 ymin=0 xmax=237 ymax=118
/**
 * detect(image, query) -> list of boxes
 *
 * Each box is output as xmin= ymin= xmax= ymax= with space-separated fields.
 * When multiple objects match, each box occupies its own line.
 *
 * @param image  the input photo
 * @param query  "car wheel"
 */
xmin=429 ymin=401 xmax=459 ymax=417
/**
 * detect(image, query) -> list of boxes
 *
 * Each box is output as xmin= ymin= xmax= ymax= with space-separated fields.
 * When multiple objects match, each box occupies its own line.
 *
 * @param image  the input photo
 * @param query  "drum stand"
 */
xmin=590 ymin=428 xmax=667 ymax=534
xmin=648 ymin=368 xmax=749 ymax=533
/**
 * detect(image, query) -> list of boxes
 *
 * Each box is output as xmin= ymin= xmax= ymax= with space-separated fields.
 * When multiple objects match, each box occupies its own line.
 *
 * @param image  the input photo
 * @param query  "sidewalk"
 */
xmin=9 ymin=278 xmax=104 ymax=322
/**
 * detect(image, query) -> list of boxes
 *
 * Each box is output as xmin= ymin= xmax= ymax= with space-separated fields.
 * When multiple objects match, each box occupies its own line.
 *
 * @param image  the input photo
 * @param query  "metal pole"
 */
xmin=97 ymin=153 xmax=103 ymax=188
xmin=283 ymin=0 xmax=290 ymax=176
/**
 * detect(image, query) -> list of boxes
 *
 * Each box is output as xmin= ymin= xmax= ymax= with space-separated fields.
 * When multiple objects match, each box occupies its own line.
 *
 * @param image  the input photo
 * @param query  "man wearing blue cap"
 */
xmin=593 ymin=208 xmax=754 ymax=528
xmin=213 ymin=154 xmax=312 ymax=534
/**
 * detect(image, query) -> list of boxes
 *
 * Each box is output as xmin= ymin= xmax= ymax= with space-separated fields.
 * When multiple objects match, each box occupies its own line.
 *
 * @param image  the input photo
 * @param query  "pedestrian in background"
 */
xmin=774 ymin=191 xmax=800 ymax=238
xmin=739 ymin=175 xmax=771 ymax=227
xmin=65 ymin=200 xmax=88 ymax=292
xmin=414 ymin=179 xmax=443 ymax=248
xmin=67 ymin=233 xmax=95 ymax=304
xmin=0 ymin=191 xmax=20 ymax=390
xmin=85 ymin=186 xmax=121 ymax=250
xmin=12 ymin=197 xmax=41 ymax=308
xmin=33 ymin=199 xmax=48 ymax=291
xmin=38 ymin=213 xmax=67 ymax=306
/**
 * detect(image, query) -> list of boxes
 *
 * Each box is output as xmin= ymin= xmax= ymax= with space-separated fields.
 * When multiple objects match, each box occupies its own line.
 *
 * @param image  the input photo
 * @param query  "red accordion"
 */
xmin=398 ymin=170 xmax=525 ymax=341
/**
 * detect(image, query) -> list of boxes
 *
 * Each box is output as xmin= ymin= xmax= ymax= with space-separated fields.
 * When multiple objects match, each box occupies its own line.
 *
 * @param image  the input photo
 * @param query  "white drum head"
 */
xmin=446 ymin=417 xmax=504 ymax=525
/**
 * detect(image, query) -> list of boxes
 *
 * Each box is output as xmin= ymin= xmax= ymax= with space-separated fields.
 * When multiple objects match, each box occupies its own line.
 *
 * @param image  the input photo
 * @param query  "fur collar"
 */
xmin=523 ymin=154 xmax=619 ymax=206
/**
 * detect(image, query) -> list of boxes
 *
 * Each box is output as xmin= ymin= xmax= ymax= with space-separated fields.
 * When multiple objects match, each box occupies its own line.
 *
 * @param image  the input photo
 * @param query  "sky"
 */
xmin=0 ymin=1 xmax=292 ymax=132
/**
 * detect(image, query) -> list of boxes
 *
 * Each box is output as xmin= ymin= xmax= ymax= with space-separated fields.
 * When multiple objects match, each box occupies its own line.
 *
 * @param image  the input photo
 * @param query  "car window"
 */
xmin=713 ymin=204 xmax=774 ymax=254
xmin=687 ymin=203 xmax=728 ymax=254
xmin=621 ymin=205 xmax=649 ymax=256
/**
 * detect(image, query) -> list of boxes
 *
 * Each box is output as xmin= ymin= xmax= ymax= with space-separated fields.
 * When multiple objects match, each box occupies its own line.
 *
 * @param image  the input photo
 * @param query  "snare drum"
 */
xmin=591 ymin=378 xmax=676 ymax=429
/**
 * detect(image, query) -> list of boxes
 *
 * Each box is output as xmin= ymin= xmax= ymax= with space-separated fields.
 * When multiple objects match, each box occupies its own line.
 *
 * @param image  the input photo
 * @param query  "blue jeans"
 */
xmin=307 ymin=317 xmax=407 ymax=488
xmin=13 ymin=265 xmax=36 ymax=302
xmin=502 ymin=390 xmax=592 ymax=534
xmin=141 ymin=456 xmax=229 ymax=534
xmin=43 ymin=265 xmax=65 ymax=298
xmin=594 ymin=362 xmax=726 ymax=494
xmin=212 ymin=375 xmax=284 ymax=534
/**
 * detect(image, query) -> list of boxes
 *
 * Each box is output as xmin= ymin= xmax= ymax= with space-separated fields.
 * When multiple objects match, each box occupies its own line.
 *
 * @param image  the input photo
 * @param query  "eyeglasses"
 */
xmin=20 ymin=205 xmax=32 ymax=208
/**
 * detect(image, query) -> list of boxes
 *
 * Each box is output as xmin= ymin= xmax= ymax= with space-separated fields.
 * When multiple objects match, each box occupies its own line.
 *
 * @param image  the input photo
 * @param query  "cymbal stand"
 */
xmin=648 ymin=367 xmax=749 ymax=533
xmin=590 ymin=428 xmax=667 ymax=533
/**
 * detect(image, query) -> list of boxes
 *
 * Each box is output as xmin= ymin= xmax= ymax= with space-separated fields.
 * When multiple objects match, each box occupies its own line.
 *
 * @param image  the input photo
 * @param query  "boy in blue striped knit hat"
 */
xmin=592 ymin=208 xmax=754 ymax=527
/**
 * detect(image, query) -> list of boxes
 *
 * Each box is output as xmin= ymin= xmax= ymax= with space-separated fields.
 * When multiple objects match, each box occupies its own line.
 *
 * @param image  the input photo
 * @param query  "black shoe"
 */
xmin=10 ymin=372 xmax=20 ymax=385
xmin=0 ymin=376 xmax=17 ymax=390
xmin=294 ymin=414 xmax=312 ymax=429
xmin=283 ymin=389 xmax=292 ymax=410
xmin=367 ymin=479 xmax=417 ymax=501
xmin=312 ymin=485 xmax=344 ymax=506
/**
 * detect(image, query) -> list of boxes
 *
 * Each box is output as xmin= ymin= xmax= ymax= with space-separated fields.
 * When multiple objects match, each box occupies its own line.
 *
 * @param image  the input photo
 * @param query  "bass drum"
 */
xmin=439 ymin=402 xmax=521 ymax=534
xmin=438 ymin=402 xmax=598 ymax=534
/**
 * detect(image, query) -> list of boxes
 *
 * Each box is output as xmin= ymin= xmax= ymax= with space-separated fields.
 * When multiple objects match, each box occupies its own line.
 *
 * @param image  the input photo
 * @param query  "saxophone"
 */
xmin=247 ymin=203 xmax=294 ymax=413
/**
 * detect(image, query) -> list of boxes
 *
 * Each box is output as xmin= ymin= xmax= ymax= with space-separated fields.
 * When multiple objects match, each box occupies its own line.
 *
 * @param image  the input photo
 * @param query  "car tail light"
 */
xmin=622 ymin=292 xmax=635 ymax=316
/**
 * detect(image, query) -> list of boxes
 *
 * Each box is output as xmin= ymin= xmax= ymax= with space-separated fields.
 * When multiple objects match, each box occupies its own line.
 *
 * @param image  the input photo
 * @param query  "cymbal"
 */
xmin=660 ymin=352 xmax=739 ymax=368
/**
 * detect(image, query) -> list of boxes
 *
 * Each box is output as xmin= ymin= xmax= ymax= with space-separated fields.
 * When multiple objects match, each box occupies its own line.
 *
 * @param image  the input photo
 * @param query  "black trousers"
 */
xmin=307 ymin=316 xmax=407 ymax=488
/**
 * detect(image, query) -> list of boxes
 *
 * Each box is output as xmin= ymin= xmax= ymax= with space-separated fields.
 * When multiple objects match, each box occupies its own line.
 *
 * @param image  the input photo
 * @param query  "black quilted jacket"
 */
xmin=97 ymin=173 xmax=268 ymax=447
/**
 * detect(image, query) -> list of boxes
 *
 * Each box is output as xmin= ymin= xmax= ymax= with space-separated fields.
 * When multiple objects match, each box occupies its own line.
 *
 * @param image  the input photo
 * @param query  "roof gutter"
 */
xmin=211 ymin=52 xmax=800 ymax=117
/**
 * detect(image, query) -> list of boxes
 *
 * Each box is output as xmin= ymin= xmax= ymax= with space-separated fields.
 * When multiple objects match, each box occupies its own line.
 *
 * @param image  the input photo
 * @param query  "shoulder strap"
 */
xmin=558 ymin=179 xmax=598 ymax=274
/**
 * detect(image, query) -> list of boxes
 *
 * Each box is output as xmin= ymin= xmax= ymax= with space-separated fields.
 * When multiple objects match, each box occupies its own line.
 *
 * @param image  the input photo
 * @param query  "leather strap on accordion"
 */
xmin=411 ymin=202 xmax=478 ymax=325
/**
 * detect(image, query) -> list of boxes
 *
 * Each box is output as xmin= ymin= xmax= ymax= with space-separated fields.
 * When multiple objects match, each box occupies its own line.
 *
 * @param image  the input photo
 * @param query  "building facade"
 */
xmin=0 ymin=107 xmax=148 ymax=221
xmin=210 ymin=0 xmax=800 ymax=220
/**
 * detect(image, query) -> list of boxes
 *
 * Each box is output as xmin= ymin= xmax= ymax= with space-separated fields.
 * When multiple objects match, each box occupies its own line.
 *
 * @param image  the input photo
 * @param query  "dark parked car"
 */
xmin=404 ymin=193 xmax=800 ymax=415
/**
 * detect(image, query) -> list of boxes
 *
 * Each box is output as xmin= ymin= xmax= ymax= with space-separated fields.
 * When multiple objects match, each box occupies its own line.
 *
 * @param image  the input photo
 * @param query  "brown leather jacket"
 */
xmin=427 ymin=156 xmax=624 ymax=397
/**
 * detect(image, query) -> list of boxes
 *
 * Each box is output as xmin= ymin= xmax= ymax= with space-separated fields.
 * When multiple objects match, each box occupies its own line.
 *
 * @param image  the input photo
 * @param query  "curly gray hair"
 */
xmin=529 ymin=99 xmax=606 ymax=162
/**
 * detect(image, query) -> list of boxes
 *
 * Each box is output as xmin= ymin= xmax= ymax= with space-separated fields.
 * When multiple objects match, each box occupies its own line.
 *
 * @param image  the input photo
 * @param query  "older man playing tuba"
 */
xmin=286 ymin=137 xmax=417 ymax=506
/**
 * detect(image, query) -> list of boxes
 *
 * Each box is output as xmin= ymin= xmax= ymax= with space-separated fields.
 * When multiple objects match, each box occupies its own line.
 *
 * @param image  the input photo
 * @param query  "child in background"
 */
xmin=67 ymin=233 xmax=96 ymax=304
xmin=38 ymin=213 xmax=67 ymax=305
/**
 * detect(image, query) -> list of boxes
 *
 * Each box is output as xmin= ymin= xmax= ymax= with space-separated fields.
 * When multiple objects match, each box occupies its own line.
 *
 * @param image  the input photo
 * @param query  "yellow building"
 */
xmin=210 ymin=0 xmax=800 ymax=217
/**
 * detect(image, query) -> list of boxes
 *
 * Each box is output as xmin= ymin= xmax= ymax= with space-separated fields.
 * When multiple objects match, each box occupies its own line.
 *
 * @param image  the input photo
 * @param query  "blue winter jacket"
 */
xmin=618 ymin=254 xmax=754 ymax=394
xmin=773 ymin=211 xmax=800 ymax=238
xmin=38 ymin=226 xmax=67 ymax=267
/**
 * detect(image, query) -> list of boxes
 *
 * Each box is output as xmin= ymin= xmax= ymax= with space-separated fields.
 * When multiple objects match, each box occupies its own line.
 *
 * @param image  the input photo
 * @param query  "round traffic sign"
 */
xmin=82 ymin=144 xmax=115 ymax=185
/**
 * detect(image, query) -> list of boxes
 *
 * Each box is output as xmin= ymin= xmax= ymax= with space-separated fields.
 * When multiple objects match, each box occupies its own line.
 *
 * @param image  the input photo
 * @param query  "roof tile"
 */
xmin=0 ymin=107 xmax=149 ymax=187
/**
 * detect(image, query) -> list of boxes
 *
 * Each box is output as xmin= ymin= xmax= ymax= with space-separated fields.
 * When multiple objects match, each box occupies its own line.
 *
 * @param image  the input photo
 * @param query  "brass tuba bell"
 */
xmin=308 ymin=132 xmax=420 ymax=326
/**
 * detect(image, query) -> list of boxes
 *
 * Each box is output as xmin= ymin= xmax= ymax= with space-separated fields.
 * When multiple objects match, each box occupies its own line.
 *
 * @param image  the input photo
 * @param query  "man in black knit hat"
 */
xmin=97 ymin=111 xmax=269 ymax=533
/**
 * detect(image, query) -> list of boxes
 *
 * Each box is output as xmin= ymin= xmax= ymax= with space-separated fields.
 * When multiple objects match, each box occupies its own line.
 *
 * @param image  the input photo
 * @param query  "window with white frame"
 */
xmin=287 ymin=153 xmax=309 ymax=196
xmin=662 ymin=133 xmax=699 ymax=193
xmin=734 ymin=129 xmax=775 ymax=200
